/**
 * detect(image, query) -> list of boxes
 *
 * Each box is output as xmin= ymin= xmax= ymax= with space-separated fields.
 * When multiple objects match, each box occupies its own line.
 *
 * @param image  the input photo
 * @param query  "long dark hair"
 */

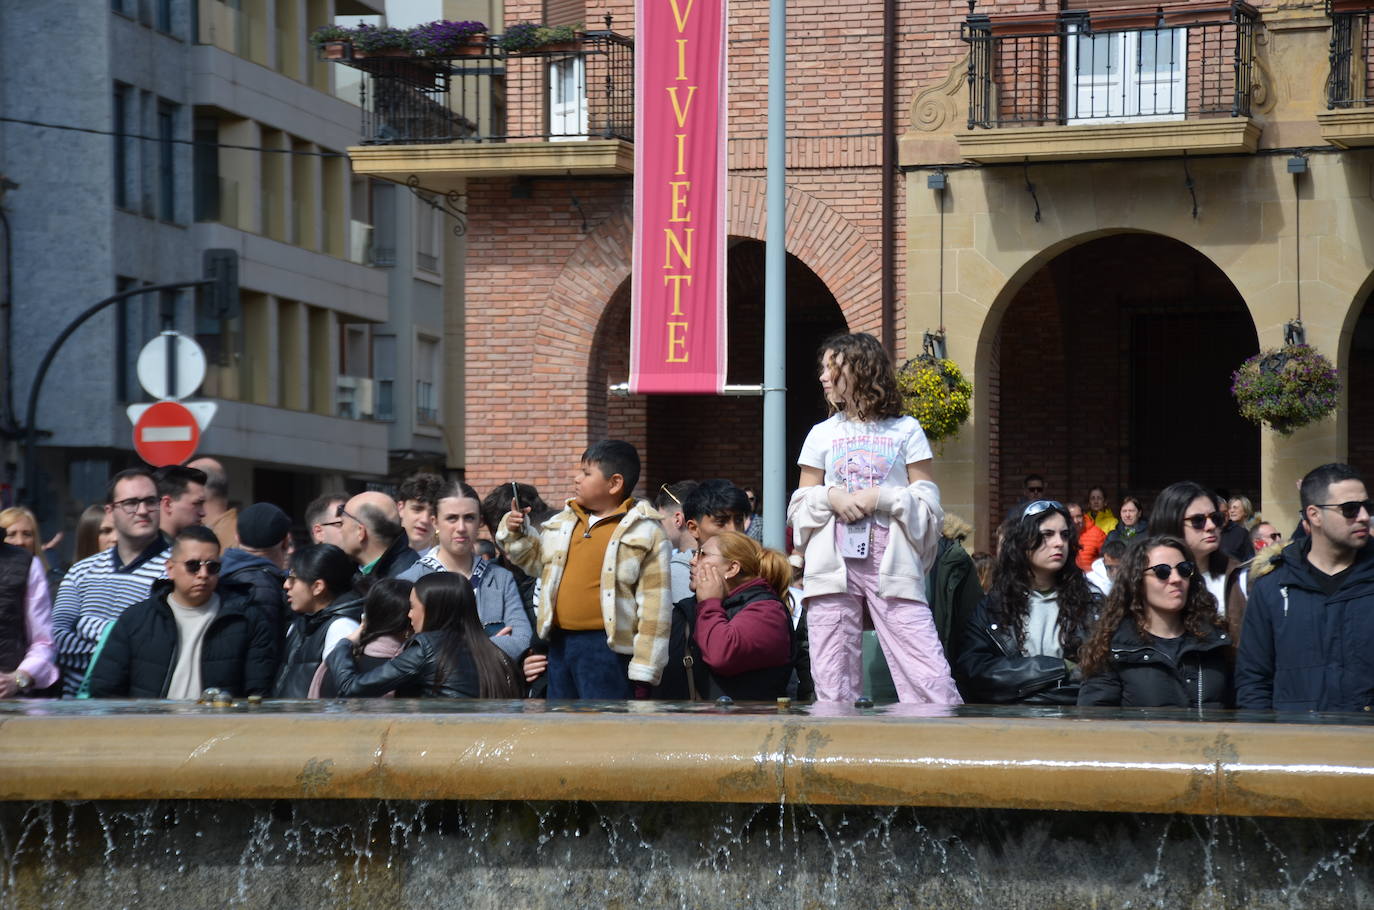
xmin=413 ymin=573 xmax=521 ymax=698
xmin=290 ymin=544 xmax=356 ymax=604
xmin=989 ymin=501 xmax=1097 ymax=658
xmin=356 ymin=577 xmax=414 ymax=658
xmin=1150 ymin=481 xmax=1229 ymax=578
xmin=1080 ymin=535 xmax=1228 ymax=676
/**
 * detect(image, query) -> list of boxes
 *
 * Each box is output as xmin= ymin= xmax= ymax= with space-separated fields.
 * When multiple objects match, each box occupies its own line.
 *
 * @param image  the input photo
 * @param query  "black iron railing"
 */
xmin=1327 ymin=0 xmax=1374 ymax=108
xmin=961 ymin=2 xmax=1259 ymax=129
xmin=338 ymin=29 xmax=634 ymax=145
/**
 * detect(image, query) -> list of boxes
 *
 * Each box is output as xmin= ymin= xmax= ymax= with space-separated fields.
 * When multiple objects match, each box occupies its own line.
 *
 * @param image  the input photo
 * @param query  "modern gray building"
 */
xmin=0 ymin=0 xmax=457 ymax=542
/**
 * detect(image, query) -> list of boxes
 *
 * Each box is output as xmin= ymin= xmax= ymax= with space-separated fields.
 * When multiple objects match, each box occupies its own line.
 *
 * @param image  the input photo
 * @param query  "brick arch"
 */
xmin=535 ymin=176 xmax=882 ymax=360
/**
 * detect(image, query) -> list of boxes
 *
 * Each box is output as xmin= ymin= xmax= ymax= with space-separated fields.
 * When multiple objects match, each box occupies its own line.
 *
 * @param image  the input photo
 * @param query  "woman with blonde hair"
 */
xmin=691 ymin=530 xmax=805 ymax=700
xmin=0 ymin=507 xmax=48 ymax=571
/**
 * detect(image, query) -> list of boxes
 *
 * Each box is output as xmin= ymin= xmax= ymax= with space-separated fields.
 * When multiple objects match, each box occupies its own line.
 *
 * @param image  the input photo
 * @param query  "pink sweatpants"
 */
xmin=806 ymin=523 xmax=963 ymax=705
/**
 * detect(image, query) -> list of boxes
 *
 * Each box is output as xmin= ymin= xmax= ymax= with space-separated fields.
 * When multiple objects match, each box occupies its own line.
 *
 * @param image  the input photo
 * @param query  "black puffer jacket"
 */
xmin=324 ymin=631 xmax=479 ymax=698
xmin=220 ymin=548 xmax=289 ymax=644
xmin=1078 ymin=619 xmax=1233 ymax=708
xmin=954 ymin=592 xmax=1093 ymax=705
xmin=86 ymin=579 xmax=279 ymax=698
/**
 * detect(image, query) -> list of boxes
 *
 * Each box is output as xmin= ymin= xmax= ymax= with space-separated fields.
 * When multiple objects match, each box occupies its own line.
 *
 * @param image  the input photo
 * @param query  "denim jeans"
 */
xmin=546 ymin=629 xmax=632 ymax=700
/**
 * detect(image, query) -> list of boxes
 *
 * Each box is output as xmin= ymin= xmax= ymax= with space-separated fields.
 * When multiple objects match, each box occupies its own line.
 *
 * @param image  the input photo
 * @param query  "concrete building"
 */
xmin=341 ymin=0 xmax=1374 ymax=546
xmin=0 ymin=0 xmax=469 ymax=537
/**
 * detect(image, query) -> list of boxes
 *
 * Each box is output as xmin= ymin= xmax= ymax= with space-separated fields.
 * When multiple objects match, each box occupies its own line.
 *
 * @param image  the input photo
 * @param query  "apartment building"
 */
xmin=0 ymin=0 xmax=460 ymax=533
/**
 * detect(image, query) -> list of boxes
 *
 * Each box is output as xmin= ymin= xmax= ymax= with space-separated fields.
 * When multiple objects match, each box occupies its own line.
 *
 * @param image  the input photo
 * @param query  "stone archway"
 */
xmin=975 ymin=231 xmax=1260 ymax=536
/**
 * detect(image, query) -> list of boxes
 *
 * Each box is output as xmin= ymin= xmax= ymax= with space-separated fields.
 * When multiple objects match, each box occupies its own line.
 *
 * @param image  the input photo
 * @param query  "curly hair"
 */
xmin=1079 ymin=535 xmax=1228 ymax=677
xmin=817 ymin=332 xmax=903 ymax=422
xmin=988 ymin=501 xmax=1097 ymax=658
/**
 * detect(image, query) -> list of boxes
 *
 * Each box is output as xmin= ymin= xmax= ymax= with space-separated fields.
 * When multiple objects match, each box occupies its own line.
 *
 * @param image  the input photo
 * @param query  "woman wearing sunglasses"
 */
xmin=1149 ymin=482 xmax=1248 ymax=640
xmin=1078 ymin=535 xmax=1233 ymax=708
xmin=954 ymin=500 xmax=1101 ymax=704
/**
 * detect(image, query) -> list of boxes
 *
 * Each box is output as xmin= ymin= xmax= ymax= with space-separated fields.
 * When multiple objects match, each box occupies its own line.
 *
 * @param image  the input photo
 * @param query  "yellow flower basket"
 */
xmin=896 ymin=356 xmax=972 ymax=445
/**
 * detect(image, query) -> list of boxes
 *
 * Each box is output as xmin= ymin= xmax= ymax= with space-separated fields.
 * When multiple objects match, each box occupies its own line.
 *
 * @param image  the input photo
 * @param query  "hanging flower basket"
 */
xmin=896 ymin=355 xmax=973 ymax=445
xmin=1230 ymin=343 xmax=1340 ymax=436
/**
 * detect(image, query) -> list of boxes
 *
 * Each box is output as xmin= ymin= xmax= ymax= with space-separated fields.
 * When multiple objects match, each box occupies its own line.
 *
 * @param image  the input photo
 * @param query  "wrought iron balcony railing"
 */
xmin=1328 ymin=0 xmax=1374 ymax=108
xmin=960 ymin=2 xmax=1259 ymax=129
xmin=334 ymin=29 xmax=634 ymax=145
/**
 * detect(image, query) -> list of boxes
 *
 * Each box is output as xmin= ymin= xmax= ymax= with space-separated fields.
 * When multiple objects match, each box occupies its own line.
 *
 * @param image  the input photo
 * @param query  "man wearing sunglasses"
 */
xmin=1237 ymin=463 xmax=1374 ymax=712
xmin=86 ymin=526 xmax=277 ymax=698
xmin=1004 ymin=474 xmax=1048 ymax=523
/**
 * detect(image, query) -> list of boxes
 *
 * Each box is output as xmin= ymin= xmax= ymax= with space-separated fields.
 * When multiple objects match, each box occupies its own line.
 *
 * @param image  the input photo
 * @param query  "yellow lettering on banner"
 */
xmin=664 ymin=275 xmax=692 ymax=315
xmin=674 ymin=134 xmax=688 ymax=175
xmin=666 ymin=0 xmax=696 ymax=31
xmin=675 ymin=39 xmax=689 ymax=80
xmin=668 ymin=182 xmax=692 ymax=222
xmin=666 ymin=86 xmax=698 ymax=128
xmin=663 ymin=228 xmax=694 ymax=270
xmin=667 ymin=322 xmax=690 ymax=362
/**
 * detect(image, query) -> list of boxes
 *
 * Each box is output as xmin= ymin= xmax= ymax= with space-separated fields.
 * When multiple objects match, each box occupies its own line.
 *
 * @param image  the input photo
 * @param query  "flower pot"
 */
xmin=319 ymin=40 xmax=351 ymax=60
xmin=453 ymin=34 xmax=489 ymax=56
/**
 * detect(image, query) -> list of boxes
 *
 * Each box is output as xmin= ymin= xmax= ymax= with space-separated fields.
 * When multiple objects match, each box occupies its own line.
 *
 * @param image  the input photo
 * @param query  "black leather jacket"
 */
xmin=324 ymin=631 xmax=478 ymax=698
xmin=954 ymin=592 xmax=1089 ymax=705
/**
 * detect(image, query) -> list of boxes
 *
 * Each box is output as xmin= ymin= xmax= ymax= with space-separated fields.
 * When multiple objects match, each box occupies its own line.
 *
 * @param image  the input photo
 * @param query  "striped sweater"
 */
xmin=52 ymin=541 xmax=169 ymax=697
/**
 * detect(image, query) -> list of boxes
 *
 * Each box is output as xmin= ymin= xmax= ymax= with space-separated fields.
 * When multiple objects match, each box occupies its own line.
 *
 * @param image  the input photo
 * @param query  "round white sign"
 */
xmin=136 ymin=332 xmax=207 ymax=400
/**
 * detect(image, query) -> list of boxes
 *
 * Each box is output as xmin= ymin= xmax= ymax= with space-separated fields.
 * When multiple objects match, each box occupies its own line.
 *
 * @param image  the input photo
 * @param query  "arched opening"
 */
xmin=986 ymin=233 xmax=1260 ymax=530
xmin=588 ymin=240 xmax=847 ymax=494
xmin=1349 ymin=291 xmax=1374 ymax=476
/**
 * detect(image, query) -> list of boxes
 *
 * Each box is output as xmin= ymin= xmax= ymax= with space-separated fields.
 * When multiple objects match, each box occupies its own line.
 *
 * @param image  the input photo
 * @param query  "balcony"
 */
xmin=335 ymin=29 xmax=635 ymax=191
xmin=955 ymin=2 xmax=1262 ymax=163
xmin=1319 ymin=0 xmax=1374 ymax=147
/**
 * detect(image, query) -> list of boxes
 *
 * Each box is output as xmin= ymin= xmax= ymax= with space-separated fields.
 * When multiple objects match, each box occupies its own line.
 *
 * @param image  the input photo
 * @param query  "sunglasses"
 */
xmin=180 ymin=559 xmax=222 ymax=575
xmin=1022 ymin=500 xmax=1064 ymax=519
xmin=1144 ymin=561 xmax=1194 ymax=581
xmin=659 ymin=483 xmax=681 ymax=505
xmin=1312 ymin=500 xmax=1374 ymax=519
xmin=1026 ymin=485 xmax=1044 ymax=494
xmin=1182 ymin=511 xmax=1226 ymax=531
xmin=335 ymin=503 xmax=363 ymax=524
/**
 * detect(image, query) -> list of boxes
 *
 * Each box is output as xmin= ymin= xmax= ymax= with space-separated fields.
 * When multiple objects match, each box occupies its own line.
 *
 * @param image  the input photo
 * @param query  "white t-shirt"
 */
xmin=166 ymin=594 xmax=220 ymax=699
xmin=798 ymin=414 xmax=932 ymax=526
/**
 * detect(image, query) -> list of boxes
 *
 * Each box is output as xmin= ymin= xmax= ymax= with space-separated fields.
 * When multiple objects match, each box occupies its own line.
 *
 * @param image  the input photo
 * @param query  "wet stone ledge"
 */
xmin=1 ymin=799 xmax=1372 ymax=909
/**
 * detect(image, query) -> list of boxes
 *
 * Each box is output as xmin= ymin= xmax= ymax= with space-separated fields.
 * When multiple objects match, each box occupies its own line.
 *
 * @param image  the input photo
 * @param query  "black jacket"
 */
xmin=271 ymin=593 xmax=365 ymax=698
xmin=86 ymin=579 xmax=279 ymax=698
xmin=324 ymin=631 xmax=479 ymax=698
xmin=954 ymin=592 xmax=1093 ymax=704
xmin=1236 ymin=537 xmax=1374 ymax=712
xmin=220 ymin=548 xmax=289 ymax=644
xmin=354 ymin=536 xmax=421 ymax=594
xmin=1078 ymin=619 xmax=1233 ymax=708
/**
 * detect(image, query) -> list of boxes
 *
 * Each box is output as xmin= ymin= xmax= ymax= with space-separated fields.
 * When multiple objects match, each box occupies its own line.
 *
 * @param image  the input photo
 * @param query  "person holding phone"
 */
xmin=399 ymin=481 xmax=531 ymax=664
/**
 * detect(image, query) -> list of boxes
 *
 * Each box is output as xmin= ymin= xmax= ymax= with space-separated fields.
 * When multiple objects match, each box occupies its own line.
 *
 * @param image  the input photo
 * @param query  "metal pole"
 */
xmin=22 ymin=280 xmax=209 ymax=509
xmin=762 ymin=0 xmax=787 ymax=550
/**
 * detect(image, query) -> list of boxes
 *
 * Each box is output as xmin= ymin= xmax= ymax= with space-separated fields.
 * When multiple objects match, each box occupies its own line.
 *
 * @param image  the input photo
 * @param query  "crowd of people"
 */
xmin=1 ymin=332 xmax=1372 ymax=714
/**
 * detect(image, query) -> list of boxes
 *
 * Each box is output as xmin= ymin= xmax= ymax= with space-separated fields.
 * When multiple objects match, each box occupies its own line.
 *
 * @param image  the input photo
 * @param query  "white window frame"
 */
xmin=549 ymin=55 xmax=588 ymax=140
xmin=1066 ymin=25 xmax=1186 ymax=124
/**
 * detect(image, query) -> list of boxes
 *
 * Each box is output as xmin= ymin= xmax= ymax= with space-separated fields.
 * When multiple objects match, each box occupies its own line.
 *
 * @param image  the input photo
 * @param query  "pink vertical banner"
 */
xmin=630 ymin=0 xmax=728 ymax=394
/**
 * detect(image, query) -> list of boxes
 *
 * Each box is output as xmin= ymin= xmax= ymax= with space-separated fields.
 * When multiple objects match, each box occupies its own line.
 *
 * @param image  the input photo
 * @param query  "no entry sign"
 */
xmin=132 ymin=400 xmax=201 ymax=466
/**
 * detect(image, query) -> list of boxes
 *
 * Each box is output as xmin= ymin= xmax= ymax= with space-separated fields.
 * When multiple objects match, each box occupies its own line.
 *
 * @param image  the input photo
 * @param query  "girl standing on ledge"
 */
xmin=788 ymin=332 xmax=961 ymax=704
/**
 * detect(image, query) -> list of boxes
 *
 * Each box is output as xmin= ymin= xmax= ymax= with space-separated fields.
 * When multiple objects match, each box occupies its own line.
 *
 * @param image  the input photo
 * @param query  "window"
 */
xmin=550 ymin=56 xmax=588 ymax=139
xmin=1066 ymin=26 xmax=1185 ymax=123
xmin=415 ymin=336 xmax=440 ymax=425
xmin=155 ymin=0 xmax=172 ymax=33
xmin=113 ymin=84 xmax=134 ymax=209
xmin=373 ymin=335 xmax=396 ymax=421
xmin=192 ymin=114 xmax=219 ymax=221
xmin=414 ymin=195 xmax=441 ymax=274
xmin=157 ymin=102 xmax=178 ymax=222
